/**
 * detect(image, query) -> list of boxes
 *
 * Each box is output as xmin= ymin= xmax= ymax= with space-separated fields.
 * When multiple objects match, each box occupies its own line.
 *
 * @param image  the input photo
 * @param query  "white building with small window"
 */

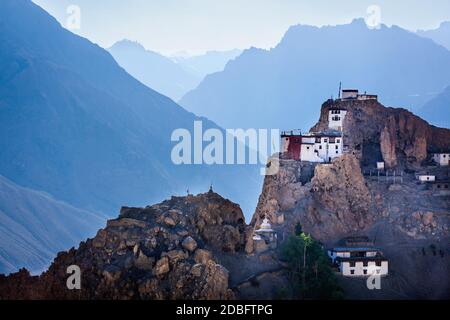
xmin=340 ymin=89 xmax=378 ymax=101
xmin=341 ymin=89 xmax=359 ymax=99
xmin=328 ymin=108 xmax=347 ymax=131
xmin=418 ymin=175 xmax=436 ymax=183
xmin=300 ymin=131 xmax=343 ymax=163
xmin=328 ymin=247 xmax=388 ymax=277
xmin=432 ymin=153 xmax=450 ymax=166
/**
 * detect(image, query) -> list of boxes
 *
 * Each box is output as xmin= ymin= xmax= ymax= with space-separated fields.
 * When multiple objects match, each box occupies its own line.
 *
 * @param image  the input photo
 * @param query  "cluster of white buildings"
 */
xmin=416 ymin=152 xmax=449 ymax=183
xmin=281 ymin=100 xmax=349 ymax=162
xmin=281 ymin=88 xmax=381 ymax=163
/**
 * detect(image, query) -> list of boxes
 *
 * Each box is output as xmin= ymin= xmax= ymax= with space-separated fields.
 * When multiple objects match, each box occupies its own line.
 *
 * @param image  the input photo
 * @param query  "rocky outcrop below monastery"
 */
xmin=249 ymin=154 xmax=374 ymax=247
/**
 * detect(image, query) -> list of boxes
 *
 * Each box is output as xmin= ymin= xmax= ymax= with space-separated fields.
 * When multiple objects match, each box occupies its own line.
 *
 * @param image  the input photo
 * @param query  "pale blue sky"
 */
xmin=33 ymin=0 xmax=450 ymax=55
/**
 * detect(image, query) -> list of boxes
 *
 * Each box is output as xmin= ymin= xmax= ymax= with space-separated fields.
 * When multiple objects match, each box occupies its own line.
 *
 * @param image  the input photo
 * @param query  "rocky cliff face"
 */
xmin=0 ymin=191 xmax=246 ymax=300
xmin=248 ymin=154 xmax=374 ymax=248
xmin=247 ymin=97 xmax=450 ymax=298
xmin=312 ymin=99 xmax=450 ymax=169
xmin=249 ymin=151 xmax=449 ymax=298
xmin=309 ymin=155 xmax=373 ymax=234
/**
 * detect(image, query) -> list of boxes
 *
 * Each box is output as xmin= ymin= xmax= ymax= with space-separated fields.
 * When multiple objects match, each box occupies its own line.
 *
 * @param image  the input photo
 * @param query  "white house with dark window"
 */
xmin=328 ymin=108 xmax=347 ymax=131
xmin=328 ymin=247 xmax=388 ymax=277
xmin=300 ymin=130 xmax=343 ymax=163
xmin=432 ymin=153 xmax=450 ymax=166
xmin=418 ymin=175 xmax=436 ymax=183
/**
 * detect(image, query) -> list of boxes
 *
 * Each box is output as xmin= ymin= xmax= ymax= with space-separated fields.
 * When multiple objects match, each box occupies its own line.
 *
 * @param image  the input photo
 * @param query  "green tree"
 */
xmin=280 ymin=233 xmax=343 ymax=299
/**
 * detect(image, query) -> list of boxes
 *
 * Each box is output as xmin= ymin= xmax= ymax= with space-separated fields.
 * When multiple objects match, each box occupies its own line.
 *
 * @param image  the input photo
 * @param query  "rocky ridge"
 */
xmin=0 ymin=191 xmax=246 ymax=300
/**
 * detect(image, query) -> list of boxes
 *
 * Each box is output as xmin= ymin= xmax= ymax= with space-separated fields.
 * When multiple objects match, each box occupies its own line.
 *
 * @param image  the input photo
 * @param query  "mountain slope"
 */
xmin=173 ymin=49 xmax=242 ymax=79
xmin=108 ymin=40 xmax=201 ymax=101
xmin=0 ymin=175 xmax=105 ymax=274
xmin=417 ymin=21 xmax=450 ymax=51
xmin=418 ymin=86 xmax=450 ymax=128
xmin=180 ymin=19 xmax=450 ymax=131
xmin=0 ymin=0 xmax=261 ymax=218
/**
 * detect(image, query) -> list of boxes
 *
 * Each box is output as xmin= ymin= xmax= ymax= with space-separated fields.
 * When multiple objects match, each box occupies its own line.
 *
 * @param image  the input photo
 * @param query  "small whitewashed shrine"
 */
xmin=327 ymin=237 xmax=388 ymax=277
xmin=252 ymin=217 xmax=277 ymax=253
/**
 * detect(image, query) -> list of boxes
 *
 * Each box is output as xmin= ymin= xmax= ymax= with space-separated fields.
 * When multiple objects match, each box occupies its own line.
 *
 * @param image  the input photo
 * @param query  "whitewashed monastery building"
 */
xmin=300 ymin=130 xmax=343 ymax=163
xmin=328 ymin=237 xmax=388 ymax=277
xmin=281 ymin=88 xmax=374 ymax=162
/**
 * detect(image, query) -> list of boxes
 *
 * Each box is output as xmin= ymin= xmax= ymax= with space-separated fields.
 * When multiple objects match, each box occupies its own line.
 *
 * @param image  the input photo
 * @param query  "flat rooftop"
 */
xmin=336 ymin=256 xmax=388 ymax=262
xmin=329 ymin=247 xmax=382 ymax=252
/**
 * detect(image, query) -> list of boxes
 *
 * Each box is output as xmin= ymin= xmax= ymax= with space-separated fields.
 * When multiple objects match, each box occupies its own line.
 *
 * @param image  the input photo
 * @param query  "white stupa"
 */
xmin=252 ymin=217 xmax=277 ymax=253
xmin=255 ymin=217 xmax=274 ymax=234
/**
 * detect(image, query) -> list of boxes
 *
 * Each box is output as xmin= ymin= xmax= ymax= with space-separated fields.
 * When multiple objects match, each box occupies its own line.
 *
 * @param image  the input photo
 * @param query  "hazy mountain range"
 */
xmin=180 ymin=19 xmax=450 ymax=131
xmin=417 ymin=21 xmax=450 ymax=51
xmin=108 ymin=41 xmax=242 ymax=101
xmin=172 ymin=49 xmax=242 ymax=79
xmin=0 ymin=0 xmax=261 ymax=273
xmin=108 ymin=40 xmax=201 ymax=101
xmin=0 ymin=175 xmax=105 ymax=274
xmin=418 ymin=86 xmax=450 ymax=128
